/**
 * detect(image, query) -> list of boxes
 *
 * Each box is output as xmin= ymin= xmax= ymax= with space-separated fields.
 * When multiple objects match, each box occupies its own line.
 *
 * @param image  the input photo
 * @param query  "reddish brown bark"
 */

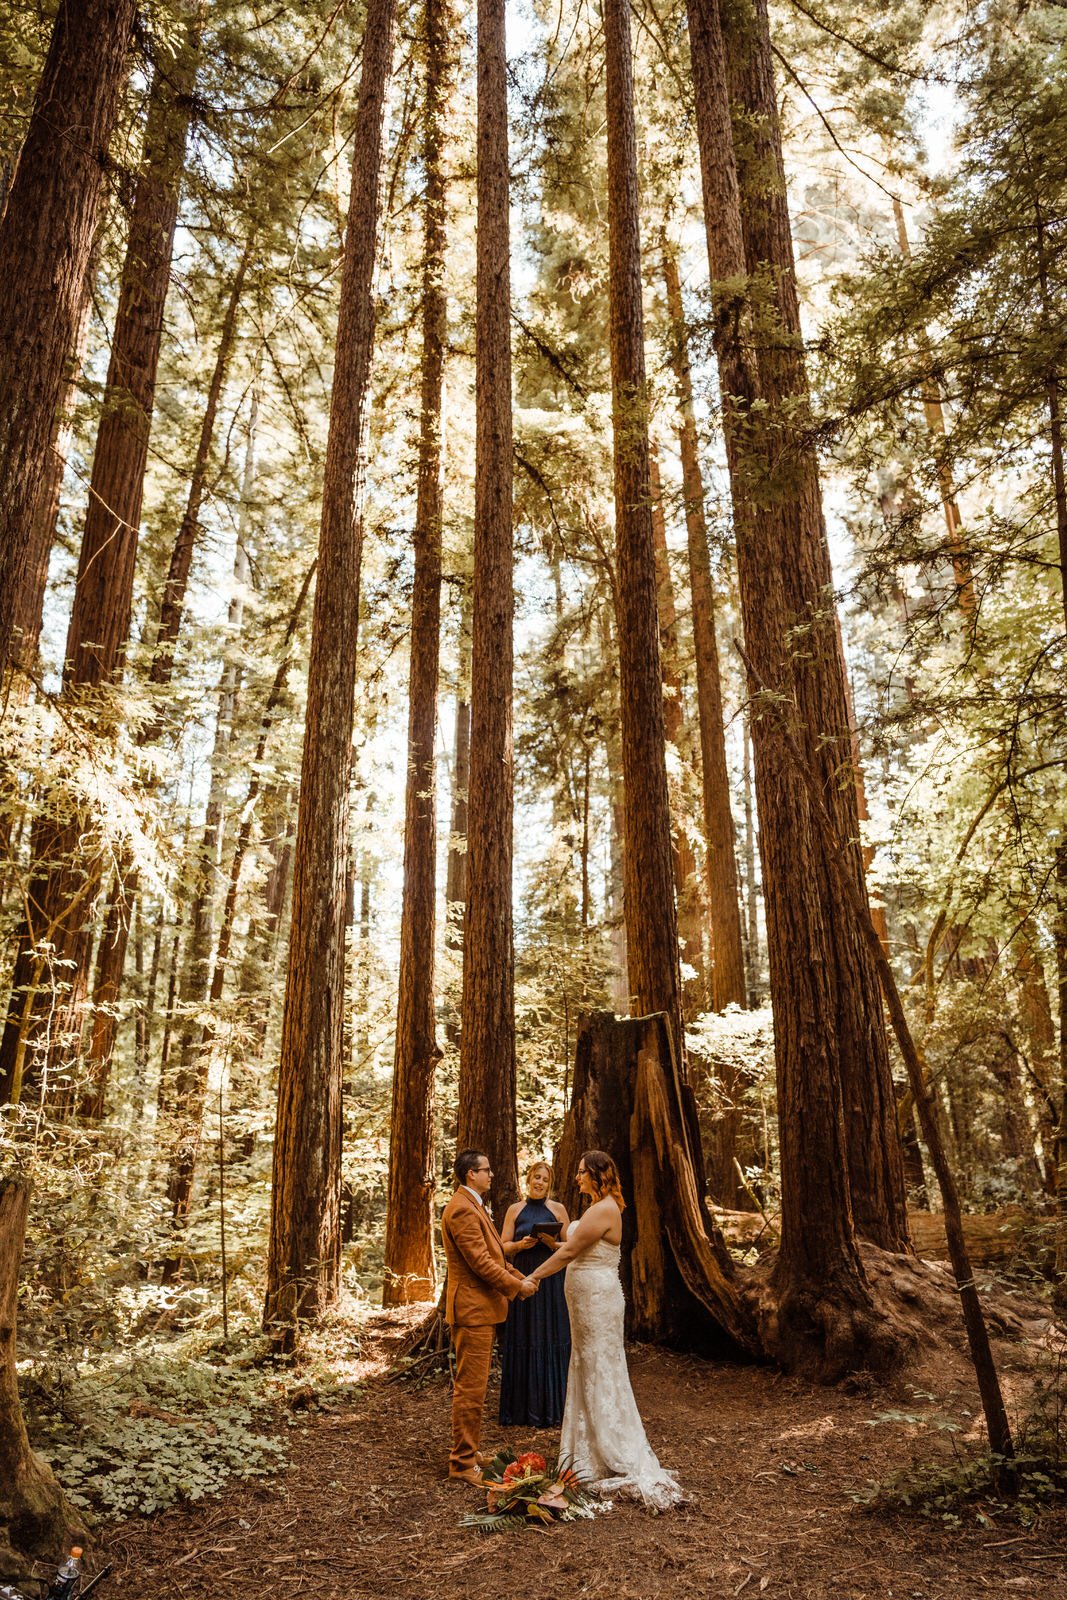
xmin=556 ymin=1013 xmax=754 ymax=1353
xmin=0 ymin=22 xmax=200 ymax=1107
xmin=15 ymin=252 xmax=98 ymax=676
xmin=685 ymin=0 xmax=887 ymax=1373
xmin=444 ymin=577 xmax=472 ymax=957
xmin=0 ymin=1178 xmax=86 ymax=1578
xmin=264 ymin=0 xmax=397 ymax=1345
xmin=603 ymin=0 xmax=684 ymax=1063
xmin=662 ymin=244 xmax=747 ymax=1013
xmin=649 ymin=443 xmax=708 ymax=1017
xmin=457 ymin=0 xmax=519 ymax=1216
xmin=0 ymin=0 xmax=136 ymax=675
xmin=720 ymin=0 xmax=909 ymax=1253
xmin=383 ymin=0 xmax=454 ymax=1306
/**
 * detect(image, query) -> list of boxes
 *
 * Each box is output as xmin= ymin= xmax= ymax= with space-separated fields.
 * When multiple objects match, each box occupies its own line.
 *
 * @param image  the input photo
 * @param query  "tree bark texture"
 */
xmin=64 ymin=22 xmax=200 ymax=691
xmin=555 ymin=1012 xmax=754 ymax=1355
xmin=444 ymin=579 xmax=472 ymax=953
xmin=383 ymin=0 xmax=454 ymax=1307
xmin=718 ymin=0 xmax=909 ymax=1252
xmin=0 ymin=1178 xmax=85 ymax=1583
xmin=603 ymin=0 xmax=684 ymax=1063
xmin=742 ymin=710 xmax=759 ymax=997
xmin=457 ymin=0 xmax=518 ymax=1215
xmin=649 ymin=445 xmax=708 ymax=1017
xmin=0 ymin=0 xmax=136 ymax=676
xmin=14 ymin=250 xmax=98 ymax=677
xmin=662 ymin=244 xmax=747 ymax=1011
xmin=684 ymin=0 xmax=887 ymax=1371
xmin=0 ymin=20 xmax=200 ymax=1106
xmin=264 ymin=0 xmax=397 ymax=1345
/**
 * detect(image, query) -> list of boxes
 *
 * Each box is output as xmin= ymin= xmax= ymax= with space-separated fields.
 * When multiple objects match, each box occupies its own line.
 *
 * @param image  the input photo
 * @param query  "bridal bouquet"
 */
xmin=460 ymin=1449 xmax=600 ymax=1534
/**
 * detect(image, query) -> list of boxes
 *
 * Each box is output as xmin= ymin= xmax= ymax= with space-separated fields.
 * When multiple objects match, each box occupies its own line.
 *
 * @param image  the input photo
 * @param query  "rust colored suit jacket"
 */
xmin=441 ymin=1187 xmax=523 ymax=1328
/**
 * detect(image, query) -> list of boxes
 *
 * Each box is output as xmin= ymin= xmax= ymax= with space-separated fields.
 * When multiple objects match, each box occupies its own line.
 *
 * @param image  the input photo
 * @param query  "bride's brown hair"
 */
xmin=581 ymin=1149 xmax=626 ymax=1210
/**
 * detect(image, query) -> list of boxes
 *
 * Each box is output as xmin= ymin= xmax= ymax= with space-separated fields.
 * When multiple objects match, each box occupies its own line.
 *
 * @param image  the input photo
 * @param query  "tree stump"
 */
xmin=555 ymin=1011 xmax=757 ymax=1358
xmin=0 ymin=1177 xmax=86 ymax=1584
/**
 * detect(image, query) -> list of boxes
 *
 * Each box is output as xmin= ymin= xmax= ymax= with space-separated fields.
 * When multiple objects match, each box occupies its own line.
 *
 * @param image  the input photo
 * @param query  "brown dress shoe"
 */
xmin=448 ymin=1466 xmax=485 ymax=1487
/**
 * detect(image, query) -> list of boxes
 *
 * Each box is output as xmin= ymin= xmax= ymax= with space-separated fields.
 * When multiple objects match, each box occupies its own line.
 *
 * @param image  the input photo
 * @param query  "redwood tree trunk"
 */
xmin=15 ymin=250 xmax=98 ymax=677
xmin=555 ymin=1013 xmax=753 ymax=1354
xmin=0 ymin=21 xmax=200 ymax=1105
xmin=0 ymin=1178 xmax=85 ymax=1582
xmin=383 ymin=0 xmax=454 ymax=1306
xmin=662 ymin=243 xmax=747 ymax=1012
xmin=603 ymin=0 xmax=684 ymax=1062
xmin=649 ymin=444 xmax=708 ymax=1017
xmin=264 ymin=0 xmax=397 ymax=1345
xmin=719 ymin=0 xmax=909 ymax=1253
xmin=684 ymin=0 xmax=890 ymax=1374
xmin=457 ymin=0 xmax=519 ymax=1215
xmin=444 ymin=578 xmax=472 ymax=956
xmin=0 ymin=0 xmax=136 ymax=675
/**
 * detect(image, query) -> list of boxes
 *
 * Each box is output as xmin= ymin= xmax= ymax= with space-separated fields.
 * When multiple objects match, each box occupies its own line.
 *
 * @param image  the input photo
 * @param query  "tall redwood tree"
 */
xmin=603 ymin=0 xmax=683 ymax=1058
xmin=383 ymin=0 xmax=455 ymax=1305
xmin=719 ymin=0 xmax=908 ymax=1251
xmin=264 ymin=0 xmax=398 ymax=1345
xmin=683 ymin=0 xmax=896 ymax=1374
xmin=0 ymin=21 xmax=201 ymax=1105
xmin=457 ymin=0 xmax=519 ymax=1215
xmin=0 ymin=0 xmax=136 ymax=676
xmin=661 ymin=244 xmax=747 ymax=1014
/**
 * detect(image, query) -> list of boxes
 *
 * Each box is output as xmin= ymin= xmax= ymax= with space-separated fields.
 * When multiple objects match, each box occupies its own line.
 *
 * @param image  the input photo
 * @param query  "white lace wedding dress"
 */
xmin=560 ymin=1237 xmax=683 ymax=1510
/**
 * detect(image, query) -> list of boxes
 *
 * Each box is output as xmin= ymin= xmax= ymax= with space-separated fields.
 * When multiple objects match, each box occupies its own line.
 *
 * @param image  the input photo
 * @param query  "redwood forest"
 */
xmin=0 ymin=0 xmax=1065 ymax=1594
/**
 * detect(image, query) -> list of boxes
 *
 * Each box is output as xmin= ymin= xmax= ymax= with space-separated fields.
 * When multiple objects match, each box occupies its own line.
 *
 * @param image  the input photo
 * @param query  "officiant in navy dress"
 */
xmin=498 ymin=1161 xmax=571 ymax=1428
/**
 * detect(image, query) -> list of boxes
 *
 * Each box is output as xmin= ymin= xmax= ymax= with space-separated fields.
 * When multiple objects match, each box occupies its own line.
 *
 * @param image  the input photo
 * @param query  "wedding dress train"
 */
xmin=559 ymin=1238 xmax=683 ymax=1510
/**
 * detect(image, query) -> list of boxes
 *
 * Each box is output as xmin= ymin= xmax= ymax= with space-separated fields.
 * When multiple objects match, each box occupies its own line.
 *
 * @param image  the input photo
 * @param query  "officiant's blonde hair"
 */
xmin=581 ymin=1149 xmax=626 ymax=1210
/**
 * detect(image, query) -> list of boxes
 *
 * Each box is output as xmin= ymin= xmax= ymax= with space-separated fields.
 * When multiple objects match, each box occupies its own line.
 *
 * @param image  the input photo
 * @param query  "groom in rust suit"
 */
xmin=441 ymin=1149 xmax=537 ymax=1485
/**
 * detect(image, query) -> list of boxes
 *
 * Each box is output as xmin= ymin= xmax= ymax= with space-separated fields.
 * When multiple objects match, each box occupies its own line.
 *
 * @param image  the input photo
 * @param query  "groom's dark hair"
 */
xmin=455 ymin=1149 xmax=487 ymax=1185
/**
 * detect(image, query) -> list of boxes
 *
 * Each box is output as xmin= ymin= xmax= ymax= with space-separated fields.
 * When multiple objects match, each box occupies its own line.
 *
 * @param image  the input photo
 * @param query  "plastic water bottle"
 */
xmin=46 ymin=1548 xmax=83 ymax=1599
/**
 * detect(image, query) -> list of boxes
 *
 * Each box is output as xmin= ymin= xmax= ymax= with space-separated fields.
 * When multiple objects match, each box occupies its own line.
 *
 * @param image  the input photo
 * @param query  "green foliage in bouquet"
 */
xmin=460 ymin=1449 xmax=600 ymax=1535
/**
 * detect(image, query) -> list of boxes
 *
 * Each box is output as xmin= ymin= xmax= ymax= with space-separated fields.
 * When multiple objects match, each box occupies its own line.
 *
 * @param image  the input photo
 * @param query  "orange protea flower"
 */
xmin=515 ymin=1451 xmax=547 ymax=1475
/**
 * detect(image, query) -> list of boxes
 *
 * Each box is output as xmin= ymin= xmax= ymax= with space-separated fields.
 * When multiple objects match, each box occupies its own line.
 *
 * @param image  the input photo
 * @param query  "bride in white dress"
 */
xmin=525 ymin=1149 xmax=683 ymax=1510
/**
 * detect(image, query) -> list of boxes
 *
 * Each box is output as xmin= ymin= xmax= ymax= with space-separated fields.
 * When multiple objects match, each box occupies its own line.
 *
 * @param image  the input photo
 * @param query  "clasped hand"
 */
xmin=517 ymin=1276 xmax=539 ymax=1298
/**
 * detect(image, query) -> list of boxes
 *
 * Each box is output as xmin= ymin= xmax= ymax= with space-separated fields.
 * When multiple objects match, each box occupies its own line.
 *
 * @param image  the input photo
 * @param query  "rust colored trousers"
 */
xmin=449 ymin=1323 xmax=496 ymax=1473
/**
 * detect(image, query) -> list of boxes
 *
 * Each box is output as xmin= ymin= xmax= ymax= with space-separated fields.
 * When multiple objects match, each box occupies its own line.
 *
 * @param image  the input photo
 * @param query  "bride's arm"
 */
xmin=527 ymin=1200 xmax=611 ymax=1284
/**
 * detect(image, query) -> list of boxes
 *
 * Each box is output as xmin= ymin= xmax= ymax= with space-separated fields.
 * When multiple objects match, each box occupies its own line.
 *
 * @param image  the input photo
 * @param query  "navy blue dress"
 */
xmin=499 ymin=1199 xmax=571 ymax=1428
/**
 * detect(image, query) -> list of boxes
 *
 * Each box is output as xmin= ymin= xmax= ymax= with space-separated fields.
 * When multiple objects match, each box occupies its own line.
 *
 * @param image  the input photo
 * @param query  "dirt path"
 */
xmin=100 ymin=1311 xmax=1067 ymax=1600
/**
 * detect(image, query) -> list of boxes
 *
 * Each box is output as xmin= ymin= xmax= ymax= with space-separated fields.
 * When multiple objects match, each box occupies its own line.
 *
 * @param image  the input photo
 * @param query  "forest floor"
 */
xmin=95 ymin=1299 xmax=1067 ymax=1600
